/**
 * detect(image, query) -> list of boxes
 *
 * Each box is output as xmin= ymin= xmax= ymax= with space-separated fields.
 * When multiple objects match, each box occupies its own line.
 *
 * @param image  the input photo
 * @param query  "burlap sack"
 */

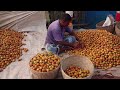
xmin=115 ymin=22 xmax=120 ymax=37
xmin=96 ymin=20 xmax=115 ymax=33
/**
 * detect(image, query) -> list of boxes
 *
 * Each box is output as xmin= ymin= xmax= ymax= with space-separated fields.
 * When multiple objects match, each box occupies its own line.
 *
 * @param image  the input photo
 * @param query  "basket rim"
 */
xmin=96 ymin=20 xmax=114 ymax=27
xmin=60 ymin=55 xmax=94 ymax=65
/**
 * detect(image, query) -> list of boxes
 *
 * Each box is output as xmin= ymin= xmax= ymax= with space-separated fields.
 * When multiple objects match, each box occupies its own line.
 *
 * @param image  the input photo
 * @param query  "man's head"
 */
xmin=59 ymin=13 xmax=72 ymax=27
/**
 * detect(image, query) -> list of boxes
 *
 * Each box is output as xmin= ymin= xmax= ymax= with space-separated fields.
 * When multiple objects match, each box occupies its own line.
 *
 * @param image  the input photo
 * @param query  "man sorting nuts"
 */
xmin=44 ymin=13 xmax=82 ymax=54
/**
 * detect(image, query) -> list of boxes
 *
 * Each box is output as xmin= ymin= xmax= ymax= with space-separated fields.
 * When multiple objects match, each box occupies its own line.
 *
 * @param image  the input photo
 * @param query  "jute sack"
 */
xmin=115 ymin=22 xmax=120 ymax=37
xmin=96 ymin=20 xmax=115 ymax=33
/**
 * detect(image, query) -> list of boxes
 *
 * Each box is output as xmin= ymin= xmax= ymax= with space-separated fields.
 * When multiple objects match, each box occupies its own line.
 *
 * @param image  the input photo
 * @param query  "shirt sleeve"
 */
xmin=65 ymin=27 xmax=72 ymax=33
xmin=52 ymin=29 xmax=63 ymax=41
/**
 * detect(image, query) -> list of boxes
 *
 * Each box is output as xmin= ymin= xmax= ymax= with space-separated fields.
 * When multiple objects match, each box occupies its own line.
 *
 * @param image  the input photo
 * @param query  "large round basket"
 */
xmin=115 ymin=22 xmax=120 ymax=37
xmin=61 ymin=56 xmax=94 ymax=79
xmin=29 ymin=52 xmax=60 ymax=79
xmin=96 ymin=20 xmax=115 ymax=33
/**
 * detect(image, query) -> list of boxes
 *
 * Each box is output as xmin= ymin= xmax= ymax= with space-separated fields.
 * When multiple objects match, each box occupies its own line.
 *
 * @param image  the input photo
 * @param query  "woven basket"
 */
xmin=30 ymin=65 xmax=60 ymax=79
xmin=115 ymin=22 xmax=120 ymax=37
xmin=61 ymin=55 xmax=94 ymax=79
xmin=29 ymin=52 xmax=60 ymax=79
xmin=96 ymin=20 xmax=115 ymax=33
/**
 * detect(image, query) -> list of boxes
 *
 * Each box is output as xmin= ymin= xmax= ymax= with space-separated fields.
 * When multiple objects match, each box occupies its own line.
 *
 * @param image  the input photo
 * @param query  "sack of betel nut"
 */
xmin=116 ymin=11 xmax=120 ymax=22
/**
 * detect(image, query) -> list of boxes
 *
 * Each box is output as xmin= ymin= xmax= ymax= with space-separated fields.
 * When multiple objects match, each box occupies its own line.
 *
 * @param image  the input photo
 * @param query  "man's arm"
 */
xmin=65 ymin=27 xmax=81 ymax=42
xmin=56 ymin=40 xmax=81 ymax=50
xmin=70 ymin=31 xmax=85 ymax=48
xmin=52 ymin=29 xmax=75 ymax=48
xmin=68 ymin=30 xmax=85 ymax=48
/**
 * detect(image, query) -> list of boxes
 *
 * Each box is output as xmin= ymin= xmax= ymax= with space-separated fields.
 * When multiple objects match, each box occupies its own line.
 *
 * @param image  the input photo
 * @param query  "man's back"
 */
xmin=45 ymin=20 xmax=61 ymax=45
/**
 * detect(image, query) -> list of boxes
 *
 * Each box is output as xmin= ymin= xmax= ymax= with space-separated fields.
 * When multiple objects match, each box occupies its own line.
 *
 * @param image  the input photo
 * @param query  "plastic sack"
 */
xmin=102 ymin=14 xmax=115 ymax=27
xmin=65 ymin=11 xmax=73 ymax=17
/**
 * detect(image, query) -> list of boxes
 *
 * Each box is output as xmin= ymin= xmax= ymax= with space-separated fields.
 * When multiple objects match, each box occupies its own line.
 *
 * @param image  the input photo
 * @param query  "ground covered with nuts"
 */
xmin=66 ymin=30 xmax=120 ymax=70
xmin=0 ymin=29 xmax=28 ymax=70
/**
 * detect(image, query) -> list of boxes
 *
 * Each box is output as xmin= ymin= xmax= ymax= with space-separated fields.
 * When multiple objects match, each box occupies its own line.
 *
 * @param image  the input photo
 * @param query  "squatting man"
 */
xmin=44 ymin=13 xmax=83 ymax=55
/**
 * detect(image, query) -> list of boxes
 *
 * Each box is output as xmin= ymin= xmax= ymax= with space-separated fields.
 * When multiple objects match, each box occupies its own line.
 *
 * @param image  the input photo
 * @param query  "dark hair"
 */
xmin=59 ymin=13 xmax=72 ymax=22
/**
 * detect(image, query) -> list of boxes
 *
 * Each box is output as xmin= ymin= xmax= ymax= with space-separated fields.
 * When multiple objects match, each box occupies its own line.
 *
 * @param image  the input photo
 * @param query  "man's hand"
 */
xmin=73 ymin=42 xmax=80 ymax=48
xmin=72 ymin=41 xmax=85 ymax=49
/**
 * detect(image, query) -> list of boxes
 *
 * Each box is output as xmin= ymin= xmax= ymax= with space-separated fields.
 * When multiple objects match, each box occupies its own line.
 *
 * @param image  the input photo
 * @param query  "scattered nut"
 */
xmin=22 ymin=48 xmax=28 ymax=52
xmin=0 ymin=29 xmax=25 ymax=70
xmin=18 ymin=59 xmax=22 ymax=61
